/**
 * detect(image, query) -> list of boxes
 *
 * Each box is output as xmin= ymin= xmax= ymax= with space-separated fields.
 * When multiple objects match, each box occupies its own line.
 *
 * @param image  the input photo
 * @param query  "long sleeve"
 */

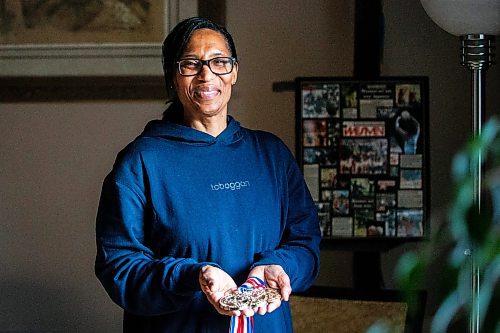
xmin=252 ymin=146 xmax=321 ymax=292
xmin=95 ymin=166 xmax=218 ymax=316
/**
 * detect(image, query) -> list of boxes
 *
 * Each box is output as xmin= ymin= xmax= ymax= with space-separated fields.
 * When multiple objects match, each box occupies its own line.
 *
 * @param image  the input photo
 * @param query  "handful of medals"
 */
xmin=219 ymin=287 xmax=282 ymax=311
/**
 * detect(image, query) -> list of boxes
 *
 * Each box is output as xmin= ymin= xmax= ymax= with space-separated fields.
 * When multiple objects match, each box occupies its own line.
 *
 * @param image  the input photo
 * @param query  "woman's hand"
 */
xmin=247 ymin=265 xmax=292 ymax=315
xmin=199 ymin=265 xmax=254 ymax=317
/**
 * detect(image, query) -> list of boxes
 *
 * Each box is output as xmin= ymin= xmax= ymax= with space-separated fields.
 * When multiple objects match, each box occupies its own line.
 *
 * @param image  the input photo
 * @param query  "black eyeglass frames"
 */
xmin=176 ymin=57 xmax=236 ymax=76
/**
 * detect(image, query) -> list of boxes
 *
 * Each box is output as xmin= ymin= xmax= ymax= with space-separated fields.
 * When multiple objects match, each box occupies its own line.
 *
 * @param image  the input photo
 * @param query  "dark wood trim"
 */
xmin=0 ymin=76 xmax=167 ymax=102
xmin=353 ymin=0 xmax=383 ymax=79
xmin=352 ymin=0 xmax=384 ymax=291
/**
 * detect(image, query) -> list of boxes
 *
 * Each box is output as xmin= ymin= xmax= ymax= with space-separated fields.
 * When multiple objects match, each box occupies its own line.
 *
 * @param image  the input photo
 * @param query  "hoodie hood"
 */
xmin=139 ymin=115 xmax=244 ymax=146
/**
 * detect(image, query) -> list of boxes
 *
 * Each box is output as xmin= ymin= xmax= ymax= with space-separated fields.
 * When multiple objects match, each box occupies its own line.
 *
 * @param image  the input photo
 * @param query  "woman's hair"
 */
xmin=161 ymin=17 xmax=238 ymax=121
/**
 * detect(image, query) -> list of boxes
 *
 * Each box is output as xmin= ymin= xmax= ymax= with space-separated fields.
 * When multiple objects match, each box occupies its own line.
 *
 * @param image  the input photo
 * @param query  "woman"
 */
xmin=95 ymin=17 xmax=320 ymax=333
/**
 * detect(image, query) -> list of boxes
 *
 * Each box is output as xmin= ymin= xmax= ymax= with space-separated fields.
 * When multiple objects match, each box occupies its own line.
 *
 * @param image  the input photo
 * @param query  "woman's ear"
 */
xmin=232 ymin=63 xmax=238 ymax=85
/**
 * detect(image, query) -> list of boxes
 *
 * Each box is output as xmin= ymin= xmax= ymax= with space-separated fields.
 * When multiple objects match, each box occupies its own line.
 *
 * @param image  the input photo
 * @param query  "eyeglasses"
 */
xmin=176 ymin=57 xmax=236 ymax=76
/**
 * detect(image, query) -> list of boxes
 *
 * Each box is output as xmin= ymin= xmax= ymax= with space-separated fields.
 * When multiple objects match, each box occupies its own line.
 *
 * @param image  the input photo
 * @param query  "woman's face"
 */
xmin=174 ymin=28 xmax=238 ymax=120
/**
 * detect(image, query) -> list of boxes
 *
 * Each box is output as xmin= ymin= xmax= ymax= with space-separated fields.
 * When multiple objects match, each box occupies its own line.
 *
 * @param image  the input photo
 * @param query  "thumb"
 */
xmin=280 ymin=283 xmax=292 ymax=302
xmin=277 ymin=272 xmax=292 ymax=301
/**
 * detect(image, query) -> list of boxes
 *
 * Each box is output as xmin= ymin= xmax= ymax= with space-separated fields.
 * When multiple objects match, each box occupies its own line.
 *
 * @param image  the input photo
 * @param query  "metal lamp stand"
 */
xmin=460 ymin=33 xmax=495 ymax=333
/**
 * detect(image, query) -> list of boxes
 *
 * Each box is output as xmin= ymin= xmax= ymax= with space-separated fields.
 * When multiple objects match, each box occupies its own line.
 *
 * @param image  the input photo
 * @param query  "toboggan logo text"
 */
xmin=211 ymin=180 xmax=250 ymax=191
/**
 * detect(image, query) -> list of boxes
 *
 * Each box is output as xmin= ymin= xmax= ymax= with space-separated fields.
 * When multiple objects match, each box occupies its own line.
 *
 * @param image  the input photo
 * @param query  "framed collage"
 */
xmin=295 ymin=77 xmax=429 ymax=243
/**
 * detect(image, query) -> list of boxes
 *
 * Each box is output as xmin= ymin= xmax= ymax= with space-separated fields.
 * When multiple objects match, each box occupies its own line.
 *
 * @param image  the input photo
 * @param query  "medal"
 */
xmin=221 ymin=276 xmax=282 ymax=333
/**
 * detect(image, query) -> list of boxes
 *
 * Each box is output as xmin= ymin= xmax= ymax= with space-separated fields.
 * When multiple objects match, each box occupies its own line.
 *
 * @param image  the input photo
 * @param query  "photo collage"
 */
xmin=298 ymin=78 xmax=427 ymax=239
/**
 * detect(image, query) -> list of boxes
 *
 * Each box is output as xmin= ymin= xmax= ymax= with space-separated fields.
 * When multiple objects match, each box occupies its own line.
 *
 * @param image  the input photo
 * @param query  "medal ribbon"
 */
xmin=229 ymin=276 xmax=266 ymax=333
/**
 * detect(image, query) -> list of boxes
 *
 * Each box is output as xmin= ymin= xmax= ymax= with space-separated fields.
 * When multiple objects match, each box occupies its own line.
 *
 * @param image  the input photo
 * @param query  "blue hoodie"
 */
xmin=95 ymin=116 xmax=320 ymax=333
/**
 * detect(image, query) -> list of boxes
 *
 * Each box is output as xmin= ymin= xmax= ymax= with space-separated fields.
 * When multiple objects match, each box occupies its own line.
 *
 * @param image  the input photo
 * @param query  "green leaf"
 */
xmin=452 ymin=151 xmax=470 ymax=181
xmin=395 ymin=252 xmax=427 ymax=314
xmin=431 ymin=291 xmax=463 ymax=333
xmin=396 ymin=116 xmax=500 ymax=333
xmin=366 ymin=321 xmax=393 ymax=333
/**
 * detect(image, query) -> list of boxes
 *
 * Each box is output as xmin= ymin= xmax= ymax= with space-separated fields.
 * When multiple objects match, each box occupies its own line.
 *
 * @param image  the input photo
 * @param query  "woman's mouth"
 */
xmin=194 ymin=87 xmax=219 ymax=99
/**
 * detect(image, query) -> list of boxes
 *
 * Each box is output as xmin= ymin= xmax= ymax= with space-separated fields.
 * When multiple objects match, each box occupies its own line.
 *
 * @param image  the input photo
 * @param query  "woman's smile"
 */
xmin=194 ymin=86 xmax=220 ymax=100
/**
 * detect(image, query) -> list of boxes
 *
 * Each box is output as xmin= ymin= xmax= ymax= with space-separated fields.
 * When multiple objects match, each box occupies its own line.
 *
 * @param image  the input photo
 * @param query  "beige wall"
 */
xmin=0 ymin=102 xmax=164 ymax=332
xmin=1 ymin=1 xmax=499 ymax=332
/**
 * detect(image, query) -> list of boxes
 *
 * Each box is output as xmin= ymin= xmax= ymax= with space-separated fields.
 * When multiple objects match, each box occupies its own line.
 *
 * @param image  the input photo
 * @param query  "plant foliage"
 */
xmin=396 ymin=117 xmax=500 ymax=332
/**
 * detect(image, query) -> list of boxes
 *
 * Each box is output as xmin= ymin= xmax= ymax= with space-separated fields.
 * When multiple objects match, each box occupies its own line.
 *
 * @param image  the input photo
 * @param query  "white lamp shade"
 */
xmin=420 ymin=0 xmax=500 ymax=36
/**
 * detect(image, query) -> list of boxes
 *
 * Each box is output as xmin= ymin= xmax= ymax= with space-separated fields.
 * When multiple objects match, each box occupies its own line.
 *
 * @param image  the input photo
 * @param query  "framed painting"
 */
xmin=296 ymin=76 xmax=429 ymax=249
xmin=0 ymin=0 xmax=226 ymax=101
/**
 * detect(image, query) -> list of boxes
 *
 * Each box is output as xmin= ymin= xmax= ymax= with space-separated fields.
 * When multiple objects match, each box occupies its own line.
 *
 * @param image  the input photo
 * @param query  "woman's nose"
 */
xmin=197 ymin=63 xmax=216 ymax=79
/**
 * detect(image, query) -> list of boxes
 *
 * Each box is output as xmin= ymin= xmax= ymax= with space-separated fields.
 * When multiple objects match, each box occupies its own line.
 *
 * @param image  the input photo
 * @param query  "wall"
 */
xmin=1 ymin=0 xmax=499 ymax=332
xmin=0 ymin=102 xmax=164 ymax=332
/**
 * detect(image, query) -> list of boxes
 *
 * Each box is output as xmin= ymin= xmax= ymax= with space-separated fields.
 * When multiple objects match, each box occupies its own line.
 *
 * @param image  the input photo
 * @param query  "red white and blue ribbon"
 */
xmin=229 ymin=276 xmax=266 ymax=333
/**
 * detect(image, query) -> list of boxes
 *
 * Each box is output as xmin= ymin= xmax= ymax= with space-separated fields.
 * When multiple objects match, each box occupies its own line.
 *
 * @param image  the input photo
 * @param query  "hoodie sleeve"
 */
xmin=95 ymin=149 xmax=219 ymax=316
xmin=252 ymin=142 xmax=321 ymax=292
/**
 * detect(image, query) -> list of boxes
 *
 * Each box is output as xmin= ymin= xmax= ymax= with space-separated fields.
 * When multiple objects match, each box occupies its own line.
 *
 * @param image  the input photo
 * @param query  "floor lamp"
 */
xmin=420 ymin=1 xmax=499 ymax=332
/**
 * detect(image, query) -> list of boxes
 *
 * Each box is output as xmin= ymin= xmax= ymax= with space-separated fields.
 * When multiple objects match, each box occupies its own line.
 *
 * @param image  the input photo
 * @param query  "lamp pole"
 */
xmin=460 ymin=33 xmax=495 ymax=333
xmin=419 ymin=1 xmax=499 ymax=330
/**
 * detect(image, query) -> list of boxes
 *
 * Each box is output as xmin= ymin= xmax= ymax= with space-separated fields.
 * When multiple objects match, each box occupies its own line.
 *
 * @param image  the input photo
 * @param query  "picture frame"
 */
xmin=0 ymin=0 xmax=226 ymax=101
xmin=296 ymin=77 xmax=429 ymax=245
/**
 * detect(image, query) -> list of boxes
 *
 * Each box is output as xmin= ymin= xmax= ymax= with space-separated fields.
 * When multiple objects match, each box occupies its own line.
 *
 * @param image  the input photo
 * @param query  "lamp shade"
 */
xmin=420 ymin=0 xmax=500 ymax=36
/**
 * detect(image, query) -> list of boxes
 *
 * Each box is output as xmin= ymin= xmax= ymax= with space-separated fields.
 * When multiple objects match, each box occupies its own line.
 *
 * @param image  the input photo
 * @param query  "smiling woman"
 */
xmin=94 ymin=16 xmax=321 ymax=333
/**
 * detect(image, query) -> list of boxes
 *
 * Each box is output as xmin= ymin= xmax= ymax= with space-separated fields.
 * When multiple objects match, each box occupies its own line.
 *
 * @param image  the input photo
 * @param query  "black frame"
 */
xmin=296 ymin=77 xmax=429 ymax=244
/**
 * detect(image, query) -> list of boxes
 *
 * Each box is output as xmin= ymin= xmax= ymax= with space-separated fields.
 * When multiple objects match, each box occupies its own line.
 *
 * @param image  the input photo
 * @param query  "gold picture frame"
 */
xmin=0 ymin=0 xmax=226 ymax=101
